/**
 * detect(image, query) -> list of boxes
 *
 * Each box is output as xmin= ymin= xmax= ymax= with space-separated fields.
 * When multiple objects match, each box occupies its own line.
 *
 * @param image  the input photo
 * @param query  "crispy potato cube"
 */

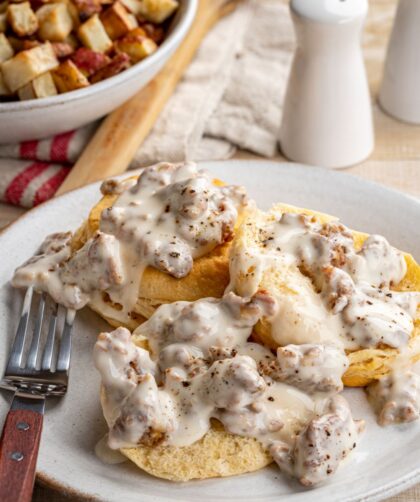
xmin=54 ymin=0 xmax=80 ymax=29
xmin=73 ymin=0 xmax=101 ymax=21
xmin=0 ymin=32 xmax=13 ymax=62
xmin=0 ymin=69 xmax=11 ymax=95
xmin=78 ymin=14 xmax=112 ymax=52
xmin=90 ymin=52 xmax=129 ymax=83
xmin=36 ymin=3 xmax=73 ymax=42
xmin=0 ymin=12 xmax=6 ymax=31
xmin=140 ymin=0 xmax=178 ymax=24
xmin=0 ymin=2 xmax=8 ymax=14
xmin=100 ymin=2 xmax=137 ymax=40
xmin=18 ymin=70 xmax=57 ymax=99
xmin=33 ymin=70 xmax=57 ymax=97
xmin=114 ymin=28 xmax=156 ymax=63
xmin=34 ymin=71 xmax=57 ymax=96
xmin=70 ymin=46 xmax=109 ymax=76
xmin=1 ymin=42 xmax=58 ymax=92
xmin=7 ymin=2 xmax=38 ymax=36
xmin=119 ymin=0 xmax=141 ymax=15
xmin=17 ymin=80 xmax=35 ymax=99
xmin=52 ymin=59 xmax=89 ymax=92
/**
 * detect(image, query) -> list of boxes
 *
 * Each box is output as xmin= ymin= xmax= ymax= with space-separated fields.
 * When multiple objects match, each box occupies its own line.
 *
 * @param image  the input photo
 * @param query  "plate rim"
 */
xmin=2 ymin=160 xmax=419 ymax=240
xmin=1 ymin=159 xmax=420 ymax=502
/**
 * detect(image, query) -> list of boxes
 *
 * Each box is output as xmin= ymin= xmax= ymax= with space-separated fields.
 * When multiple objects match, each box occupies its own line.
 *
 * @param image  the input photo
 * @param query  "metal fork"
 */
xmin=0 ymin=287 xmax=75 ymax=502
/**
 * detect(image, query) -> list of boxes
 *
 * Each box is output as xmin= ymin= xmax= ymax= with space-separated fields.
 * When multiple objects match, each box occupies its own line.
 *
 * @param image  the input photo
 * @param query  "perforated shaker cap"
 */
xmin=291 ymin=0 xmax=368 ymax=23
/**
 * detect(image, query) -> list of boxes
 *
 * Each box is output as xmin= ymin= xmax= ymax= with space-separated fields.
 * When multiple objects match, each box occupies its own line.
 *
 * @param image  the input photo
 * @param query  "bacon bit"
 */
xmin=71 ymin=47 xmax=111 ymax=76
xmin=21 ymin=39 xmax=41 ymax=51
xmin=89 ymin=53 xmax=130 ymax=83
xmin=52 ymin=42 xmax=75 ymax=59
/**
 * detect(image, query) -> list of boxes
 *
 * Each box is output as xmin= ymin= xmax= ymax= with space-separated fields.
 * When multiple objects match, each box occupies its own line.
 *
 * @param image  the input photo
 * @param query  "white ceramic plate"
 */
xmin=0 ymin=160 xmax=419 ymax=502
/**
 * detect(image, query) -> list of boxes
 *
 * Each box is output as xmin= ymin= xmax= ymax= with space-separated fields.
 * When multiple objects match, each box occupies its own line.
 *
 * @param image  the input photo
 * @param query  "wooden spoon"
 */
xmin=56 ymin=0 xmax=239 ymax=195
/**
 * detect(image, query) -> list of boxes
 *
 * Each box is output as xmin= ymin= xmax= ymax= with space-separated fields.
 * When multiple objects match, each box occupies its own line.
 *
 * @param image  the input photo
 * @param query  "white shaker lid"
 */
xmin=291 ymin=0 xmax=368 ymax=23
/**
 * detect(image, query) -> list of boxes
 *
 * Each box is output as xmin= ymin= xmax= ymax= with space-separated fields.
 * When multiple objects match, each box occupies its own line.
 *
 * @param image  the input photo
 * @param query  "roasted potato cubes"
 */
xmin=17 ymin=70 xmax=57 ymax=99
xmin=52 ymin=58 xmax=88 ymax=91
xmin=119 ymin=0 xmax=142 ymax=16
xmin=1 ymin=42 xmax=58 ymax=91
xmin=37 ymin=3 xmax=73 ymax=41
xmin=100 ymin=2 xmax=137 ymax=40
xmin=114 ymin=27 xmax=156 ymax=63
xmin=140 ymin=0 xmax=178 ymax=24
xmin=78 ymin=14 xmax=112 ymax=52
xmin=0 ymin=0 xmax=177 ymax=101
xmin=0 ymin=32 xmax=13 ymax=62
xmin=7 ymin=2 xmax=38 ymax=36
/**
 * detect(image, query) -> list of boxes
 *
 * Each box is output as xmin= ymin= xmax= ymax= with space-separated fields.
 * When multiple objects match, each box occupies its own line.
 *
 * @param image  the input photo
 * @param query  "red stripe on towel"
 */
xmin=19 ymin=140 xmax=39 ymax=160
xmin=50 ymin=131 xmax=75 ymax=163
xmin=33 ymin=167 xmax=69 ymax=206
xmin=5 ymin=162 xmax=50 ymax=205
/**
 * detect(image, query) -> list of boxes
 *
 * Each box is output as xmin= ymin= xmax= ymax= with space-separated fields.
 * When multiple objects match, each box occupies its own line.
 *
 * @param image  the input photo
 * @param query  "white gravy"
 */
xmin=229 ymin=212 xmax=420 ymax=351
xmin=366 ymin=370 xmax=420 ymax=426
xmin=12 ymin=162 xmax=248 ymax=321
xmin=94 ymin=292 xmax=363 ymax=486
xmin=12 ymin=176 xmax=420 ymax=487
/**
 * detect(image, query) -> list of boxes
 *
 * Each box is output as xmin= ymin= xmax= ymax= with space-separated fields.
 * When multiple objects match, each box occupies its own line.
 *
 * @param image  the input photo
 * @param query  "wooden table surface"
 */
xmin=1 ymin=0 xmax=419 ymax=500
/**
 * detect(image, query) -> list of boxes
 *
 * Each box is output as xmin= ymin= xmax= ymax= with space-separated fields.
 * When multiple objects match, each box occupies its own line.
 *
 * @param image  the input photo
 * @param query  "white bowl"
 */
xmin=0 ymin=0 xmax=197 ymax=144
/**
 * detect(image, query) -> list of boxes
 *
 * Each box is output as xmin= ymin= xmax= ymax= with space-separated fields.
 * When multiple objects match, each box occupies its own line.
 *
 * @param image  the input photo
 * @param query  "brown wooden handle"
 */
xmin=56 ymin=0 xmax=239 ymax=195
xmin=0 ymin=408 xmax=43 ymax=502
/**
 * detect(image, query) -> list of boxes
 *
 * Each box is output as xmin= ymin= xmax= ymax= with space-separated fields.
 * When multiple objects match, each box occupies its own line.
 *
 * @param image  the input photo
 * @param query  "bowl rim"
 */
xmin=0 ymin=0 xmax=197 ymax=113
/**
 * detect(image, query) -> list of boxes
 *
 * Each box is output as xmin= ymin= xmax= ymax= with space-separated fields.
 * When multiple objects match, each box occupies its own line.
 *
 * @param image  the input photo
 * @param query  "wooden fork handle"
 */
xmin=0 ymin=396 xmax=45 ymax=502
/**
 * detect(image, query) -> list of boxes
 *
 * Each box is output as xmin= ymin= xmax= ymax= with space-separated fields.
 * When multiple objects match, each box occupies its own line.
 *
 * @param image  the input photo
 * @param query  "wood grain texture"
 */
xmin=0 ymin=409 xmax=43 ymax=502
xmin=56 ymin=0 xmax=239 ymax=195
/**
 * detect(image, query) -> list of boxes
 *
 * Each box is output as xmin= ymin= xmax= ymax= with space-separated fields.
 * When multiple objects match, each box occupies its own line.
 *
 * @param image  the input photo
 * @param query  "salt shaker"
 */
xmin=279 ymin=0 xmax=374 ymax=169
xmin=379 ymin=0 xmax=420 ymax=124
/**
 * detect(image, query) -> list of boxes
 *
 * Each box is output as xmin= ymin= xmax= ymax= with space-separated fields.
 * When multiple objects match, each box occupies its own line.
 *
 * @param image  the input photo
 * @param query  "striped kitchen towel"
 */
xmin=0 ymin=0 xmax=292 ymax=208
xmin=0 ymin=125 xmax=96 ymax=208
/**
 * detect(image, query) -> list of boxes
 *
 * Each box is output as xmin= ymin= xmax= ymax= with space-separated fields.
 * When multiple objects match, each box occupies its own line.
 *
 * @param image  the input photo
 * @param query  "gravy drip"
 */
xmin=12 ymin=162 xmax=247 ymax=317
xmin=12 ymin=232 xmax=90 ymax=310
xmin=94 ymin=292 xmax=363 ymax=486
xmin=231 ymin=212 xmax=419 ymax=351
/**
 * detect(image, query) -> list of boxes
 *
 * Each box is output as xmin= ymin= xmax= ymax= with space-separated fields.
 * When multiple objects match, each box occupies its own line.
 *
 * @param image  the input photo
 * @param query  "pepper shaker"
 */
xmin=279 ymin=0 xmax=374 ymax=168
xmin=379 ymin=0 xmax=420 ymax=124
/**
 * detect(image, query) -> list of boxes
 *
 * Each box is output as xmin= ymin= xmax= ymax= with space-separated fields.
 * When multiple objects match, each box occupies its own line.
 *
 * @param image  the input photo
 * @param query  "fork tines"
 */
xmin=3 ymin=288 xmax=75 ymax=395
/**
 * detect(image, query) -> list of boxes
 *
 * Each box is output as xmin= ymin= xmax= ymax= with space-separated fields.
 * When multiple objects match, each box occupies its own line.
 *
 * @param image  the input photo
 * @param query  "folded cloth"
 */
xmin=0 ymin=0 xmax=292 ymax=208
xmin=0 ymin=160 xmax=70 ymax=208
